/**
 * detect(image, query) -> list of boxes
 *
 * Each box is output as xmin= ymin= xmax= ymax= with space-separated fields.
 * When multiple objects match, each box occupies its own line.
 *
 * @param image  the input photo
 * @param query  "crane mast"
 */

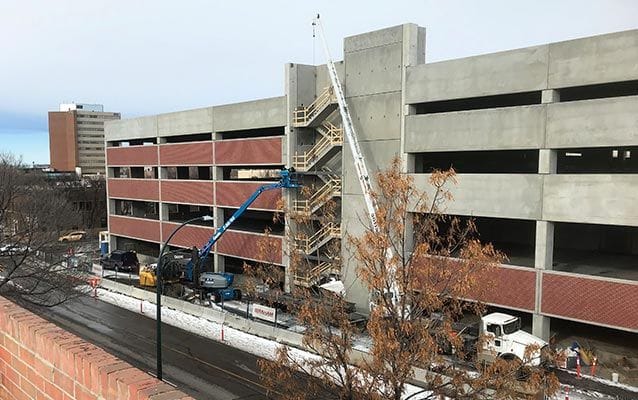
xmin=313 ymin=15 xmax=400 ymax=310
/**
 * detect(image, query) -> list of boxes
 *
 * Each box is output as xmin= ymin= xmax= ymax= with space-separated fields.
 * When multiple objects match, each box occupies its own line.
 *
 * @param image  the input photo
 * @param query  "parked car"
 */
xmin=58 ymin=231 xmax=87 ymax=242
xmin=100 ymin=250 xmax=139 ymax=272
xmin=0 ymin=244 xmax=30 ymax=256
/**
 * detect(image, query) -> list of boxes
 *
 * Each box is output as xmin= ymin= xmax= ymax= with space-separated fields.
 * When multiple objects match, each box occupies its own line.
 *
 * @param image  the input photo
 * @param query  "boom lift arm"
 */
xmin=184 ymin=168 xmax=300 ymax=282
xmin=313 ymin=15 xmax=401 ymax=310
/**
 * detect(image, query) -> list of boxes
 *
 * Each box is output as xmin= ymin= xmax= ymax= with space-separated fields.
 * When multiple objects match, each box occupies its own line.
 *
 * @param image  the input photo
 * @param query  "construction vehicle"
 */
xmin=435 ymin=312 xmax=549 ymax=367
xmin=139 ymin=168 xmax=300 ymax=302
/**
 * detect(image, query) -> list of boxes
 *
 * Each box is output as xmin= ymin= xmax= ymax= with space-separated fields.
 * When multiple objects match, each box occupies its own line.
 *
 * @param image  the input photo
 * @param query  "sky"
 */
xmin=1 ymin=0 xmax=637 ymax=164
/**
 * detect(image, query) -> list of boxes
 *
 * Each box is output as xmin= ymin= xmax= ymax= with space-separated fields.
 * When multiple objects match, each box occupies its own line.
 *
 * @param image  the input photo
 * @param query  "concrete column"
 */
xmin=538 ymin=149 xmax=557 ymax=174
xmin=535 ymin=221 xmax=554 ymax=271
xmin=532 ymin=313 xmax=550 ymax=341
xmin=541 ymin=89 xmax=560 ymax=104
xmin=533 ymin=220 xmax=554 ymax=340
xmin=213 ymin=206 xmax=225 ymax=273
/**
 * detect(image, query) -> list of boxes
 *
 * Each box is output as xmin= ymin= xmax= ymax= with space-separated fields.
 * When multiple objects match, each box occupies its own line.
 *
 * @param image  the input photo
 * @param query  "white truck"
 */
xmin=441 ymin=312 xmax=549 ymax=367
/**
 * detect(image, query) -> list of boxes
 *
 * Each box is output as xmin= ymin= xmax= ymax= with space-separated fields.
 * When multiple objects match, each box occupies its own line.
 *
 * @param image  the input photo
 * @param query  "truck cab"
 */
xmin=478 ymin=313 xmax=547 ymax=366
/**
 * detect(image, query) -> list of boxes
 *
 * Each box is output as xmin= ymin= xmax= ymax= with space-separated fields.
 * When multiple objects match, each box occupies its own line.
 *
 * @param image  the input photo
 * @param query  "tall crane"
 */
xmin=312 ymin=15 xmax=401 ymax=311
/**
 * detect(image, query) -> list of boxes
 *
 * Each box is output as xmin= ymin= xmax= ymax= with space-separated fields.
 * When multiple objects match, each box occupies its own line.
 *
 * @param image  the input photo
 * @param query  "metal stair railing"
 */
xmin=292 ymin=125 xmax=343 ymax=170
xmin=294 ymin=261 xmax=338 ymax=287
xmin=293 ymin=178 xmax=341 ymax=215
xmin=295 ymin=223 xmax=341 ymax=254
xmin=292 ymin=86 xmax=336 ymax=127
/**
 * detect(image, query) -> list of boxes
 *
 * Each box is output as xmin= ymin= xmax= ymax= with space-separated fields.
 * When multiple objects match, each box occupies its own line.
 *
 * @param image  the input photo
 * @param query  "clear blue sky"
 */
xmin=1 ymin=0 xmax=637 ymax=164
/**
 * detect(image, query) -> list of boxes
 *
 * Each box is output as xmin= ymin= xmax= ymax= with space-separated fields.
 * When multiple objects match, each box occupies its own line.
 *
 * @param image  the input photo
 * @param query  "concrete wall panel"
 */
xmin=217 ymin=230 xmax=283 ymax=264
xmin=216 ymin=181 xmax=282 ymax=210
xmin=405 ymin=45 xmax=549 ymax=103
xmin=107 ymin=178 xmax=159 ymax=201
xmin=106 ymin=145 xmax=158 ymax=166
xmin=157 ymin=107 xmax=213 ymax=136
xmin=548 ymin=30 xmax=638 ymax=88
xmin=161 ymin=180 xmax=214 ymax=205
xmin=546 ymin=96 xmax=638 ymax=148
xmin=345 ymin=43 xmax=403 ymax=97
xmin=348 ymin=92 xmax=402 ymax=141
xmin=542 ymin=174 xmax=638 ymax=226
xmin=109 ymin=215 xmax=160 ymax=242
xmin=161 ymin=223 xmax=214 ymax=249
xmin=215 ymin=137 xmax=283 ymax=165
xmin=344 ymin=24 xmax=403 ymax=53
xmin=213 ymin=97 xmax=286 ymax=132
xmin=105 ymin=116 xmax=158 ymax=141
xmin=343 ymin=140 xmax=401 ymax=195
xmin=405 ymin=105 xmax=546 ymax=152
xmin=159 ymin=142 xmax=214 ymax=165
xmin=411 ymin=174 xmax=543 ymax=220
xmin=542 ymin=272 xmax=638 ymax=331
xmin=315 ymin=62 xmax=345 ymax=94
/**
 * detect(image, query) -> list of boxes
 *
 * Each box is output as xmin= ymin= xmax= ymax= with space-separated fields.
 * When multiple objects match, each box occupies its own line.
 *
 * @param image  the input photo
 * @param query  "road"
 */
xmin=29 ymin=296 xmax=270 ymax=400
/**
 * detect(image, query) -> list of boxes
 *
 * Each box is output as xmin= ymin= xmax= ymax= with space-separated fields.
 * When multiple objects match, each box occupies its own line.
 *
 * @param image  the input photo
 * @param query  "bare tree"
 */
xmin=254 ymin=157 xmax=559 ymax=399
xmin=0 ymin=153 xmax=89 ymax=306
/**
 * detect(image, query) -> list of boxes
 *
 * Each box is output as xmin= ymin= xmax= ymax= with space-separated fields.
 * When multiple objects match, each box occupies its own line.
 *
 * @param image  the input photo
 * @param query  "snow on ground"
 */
xmin=95 ymin=287 xmax=615 ymax=400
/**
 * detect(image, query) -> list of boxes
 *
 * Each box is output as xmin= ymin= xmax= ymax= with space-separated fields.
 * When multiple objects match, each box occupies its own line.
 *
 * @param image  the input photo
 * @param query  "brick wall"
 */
xmin=0 ymin=297 xmax=193 ymax=400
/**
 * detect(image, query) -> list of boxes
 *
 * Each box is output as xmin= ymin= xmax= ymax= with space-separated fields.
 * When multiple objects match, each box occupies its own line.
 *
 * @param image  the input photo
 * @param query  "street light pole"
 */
xmin=156 ymin=215 xmax=213 ymax=380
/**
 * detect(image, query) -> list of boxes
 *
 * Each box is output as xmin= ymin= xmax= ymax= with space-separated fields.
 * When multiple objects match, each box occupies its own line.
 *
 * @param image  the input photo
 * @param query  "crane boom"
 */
xmin=313 ymin=16 xmax=379 ymax=232
xmin=185 ymin=168 xmax=299 ymax=281
xmin=313 ymin=15 xmax=400 ymax=311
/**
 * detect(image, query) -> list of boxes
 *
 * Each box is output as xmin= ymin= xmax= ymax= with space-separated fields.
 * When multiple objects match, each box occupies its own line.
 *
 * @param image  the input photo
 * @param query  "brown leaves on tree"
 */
xmin=251 ymin=156 xmax=559 ymax=399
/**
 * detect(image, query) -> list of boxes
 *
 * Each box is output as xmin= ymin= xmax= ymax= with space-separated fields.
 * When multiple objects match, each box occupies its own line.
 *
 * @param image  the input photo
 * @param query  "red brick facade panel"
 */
xmin=48 ymin=111 xmax=77 ymax=172
xmin=161 ymin=223 xmax=215 ymax=249
xmin=0 ymin=297 xmax=190 ymax=399
xmin=542 ymin=273 xmax=638 ymax=330
xmin=109 ymin=215 xmax=161 ymax=243
xmin=159 ymin=142 xmax=214 ymax=165
xmin=217 ymin=230 xmax=283 ymax=264
xmin=108 ymin=178 xmax=159 ymax=201
xmin=214 ymin=137 xmax=282 ymax=165
xmin=477 ymin=266 xmax=536 ymax=311
xmin=106 ymin=145 xmax=158 ymax=166
xmin=216 ymin=182 xmax=282 ymax=210
xmin=161 ymin=180 xmax=214 ymax=205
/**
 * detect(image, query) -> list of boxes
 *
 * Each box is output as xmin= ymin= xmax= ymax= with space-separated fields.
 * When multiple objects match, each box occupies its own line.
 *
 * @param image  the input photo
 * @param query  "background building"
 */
xmin=48 ymin=103 xmax=120 ymax=175
xmin=104 ymin=25 xmax=638 ymax=340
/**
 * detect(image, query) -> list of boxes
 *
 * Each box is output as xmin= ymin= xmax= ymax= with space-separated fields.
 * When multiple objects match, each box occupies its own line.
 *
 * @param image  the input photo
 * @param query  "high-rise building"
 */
xmin=48 ymin=103 xmax=120 ymax=175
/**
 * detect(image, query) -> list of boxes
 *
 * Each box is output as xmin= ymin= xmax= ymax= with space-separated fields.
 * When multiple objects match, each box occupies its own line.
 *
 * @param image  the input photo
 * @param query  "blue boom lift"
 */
xmin=178 ymin=168 xmax=299 ymax=302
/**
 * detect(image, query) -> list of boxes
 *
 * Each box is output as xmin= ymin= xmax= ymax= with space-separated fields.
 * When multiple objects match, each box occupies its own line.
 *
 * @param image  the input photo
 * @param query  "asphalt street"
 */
xmin=29 ymin=296 xmax=270 ymax=400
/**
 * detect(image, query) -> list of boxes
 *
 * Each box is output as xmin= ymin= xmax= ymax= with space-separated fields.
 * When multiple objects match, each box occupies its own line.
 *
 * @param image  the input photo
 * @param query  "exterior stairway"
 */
xmin=293 ymin=260 xmax=340 ymax=287
xmin=295 ymin=222 xmax=341 ymax=255
xmin=293 ymin=177 xmax=341 ymax=215
xmin=292 ymin=122 xmax=343 ymax=171
xmin=292 ymin=86 xmax=337 ymax=128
